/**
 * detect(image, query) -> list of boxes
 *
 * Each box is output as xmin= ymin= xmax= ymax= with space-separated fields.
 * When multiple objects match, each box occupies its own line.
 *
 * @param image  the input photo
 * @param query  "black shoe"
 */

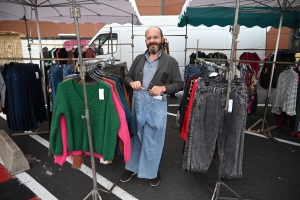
xmin=150 ymin=172 xmax=160 ymax=187
xmin=120 ymin=170 xmax=136 ymax=182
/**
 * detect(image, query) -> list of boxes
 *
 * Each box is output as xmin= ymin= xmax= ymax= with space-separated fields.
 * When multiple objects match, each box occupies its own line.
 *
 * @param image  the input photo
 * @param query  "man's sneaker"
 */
xmin=150 ymin=171 xmax=160 ymax=187
xmin=120 ymin=170 xmax=137 ymax=182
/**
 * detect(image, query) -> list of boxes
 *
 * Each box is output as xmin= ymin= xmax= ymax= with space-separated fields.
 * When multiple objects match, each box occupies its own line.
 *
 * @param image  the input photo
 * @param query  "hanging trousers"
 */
xmin=125 ymin=90 xmax=167 ymax=179
xmin=50 ymin=64 xmax=74 ymax=102
xmin=183 ymin=82 xmax=247 ymax=179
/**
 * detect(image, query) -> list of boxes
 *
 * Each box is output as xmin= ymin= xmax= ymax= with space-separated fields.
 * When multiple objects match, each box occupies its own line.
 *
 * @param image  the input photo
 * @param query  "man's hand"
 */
xmin=150 ymin=86 xmax=166 ymax=96
xmin=130 ymin=81 xmax=143 ymax=90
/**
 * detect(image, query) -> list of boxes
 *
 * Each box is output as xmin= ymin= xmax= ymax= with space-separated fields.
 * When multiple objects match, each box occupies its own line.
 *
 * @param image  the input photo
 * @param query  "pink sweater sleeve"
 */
xmin=53 ymin=114 xmax=69 ymax=165
xmin=103 ymin=81 xmax=131 ymax=162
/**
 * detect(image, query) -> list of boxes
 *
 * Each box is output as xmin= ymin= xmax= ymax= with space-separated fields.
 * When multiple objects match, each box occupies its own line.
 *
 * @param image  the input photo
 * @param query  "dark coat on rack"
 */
xmin=260 ymin=51 xmax=295 ymax=89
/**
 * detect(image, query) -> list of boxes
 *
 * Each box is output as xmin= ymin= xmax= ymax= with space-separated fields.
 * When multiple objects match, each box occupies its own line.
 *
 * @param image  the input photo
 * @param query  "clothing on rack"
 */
xmin=271 ymin=68 xmax=298 ymax=116
xmin=189 ymin=51 xmax=208 ymax=64
xmin=0 ymin=67 xmax=6 ymax=109
xmin=1 ymin=62 xmax=48 ymax=131
xmin=50 ymin=62 xmax=134 ymax=166
xmin=260 ymin=50 xmax=296 ymax=89
xmin=182 ymin=79 xmax=247 ymax=180
xmin=237 ymin=64 xmax=258 ymax=115
xmin=42 ymin=47 xmax=49 ymax=64
xmin=179 ymin=60 xmax=224 ymax=130
xmin=207 ymin=52 xmax=228 ymax=66
xmin=58 ymin=48 xmax=69 ymax=65
xmin=235 ymin=52 xmax=261 ymax=116
xmin=53 ymin=77 xmax=132 ymax=167
xmin=50 ymin=79 xmax=121 ymax=162
xmin=49 ymin=64 xmax=75 ymax=103
xmin=84 ymin=47 xmax=96 ymax=58
xmin=180 ymin=78 xmax=199 ymax=141
xmin=239 ymin=52 xmax=261 ymax=78
xmin=68 ymin=48 xmax=74 ymax=65
xmin=45 ymin=47 xmax=69 ymax=65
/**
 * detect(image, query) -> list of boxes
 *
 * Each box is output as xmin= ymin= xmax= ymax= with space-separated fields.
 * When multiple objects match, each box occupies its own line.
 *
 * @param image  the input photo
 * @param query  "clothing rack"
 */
xmin=0 ymin=62 xmax=50 ymax=136
xmin=192 ymin=1 xmax=249 ymax=199
xmin=71 ymin=1 xmax=116 ymax=199
xmin=246 ymin=50 xmax=297 ymax=152
xmin=83 ymin=58 xmax=114 ymax=72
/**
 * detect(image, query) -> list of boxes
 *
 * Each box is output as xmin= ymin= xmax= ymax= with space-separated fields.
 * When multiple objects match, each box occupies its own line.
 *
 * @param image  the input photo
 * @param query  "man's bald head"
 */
xmin=145 ymin=26 xmax=163 ymax=37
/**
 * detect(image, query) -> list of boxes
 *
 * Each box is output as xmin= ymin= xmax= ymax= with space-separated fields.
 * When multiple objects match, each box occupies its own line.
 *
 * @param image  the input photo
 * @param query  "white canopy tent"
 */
xmin=0 ymin=1 xmax=142 ymax=199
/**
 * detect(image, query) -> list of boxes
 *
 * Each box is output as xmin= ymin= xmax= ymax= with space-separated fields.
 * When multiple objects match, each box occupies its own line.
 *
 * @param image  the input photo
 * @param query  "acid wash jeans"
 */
xmin=183 ymin=81 xmax=247 ymax=179
xmin=125 ymin=90 xmax=167 ymax=179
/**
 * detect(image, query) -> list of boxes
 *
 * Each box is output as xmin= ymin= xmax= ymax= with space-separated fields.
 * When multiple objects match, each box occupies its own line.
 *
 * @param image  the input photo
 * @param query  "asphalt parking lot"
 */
xmin=0 ymin=84 xmax=300 ymax=200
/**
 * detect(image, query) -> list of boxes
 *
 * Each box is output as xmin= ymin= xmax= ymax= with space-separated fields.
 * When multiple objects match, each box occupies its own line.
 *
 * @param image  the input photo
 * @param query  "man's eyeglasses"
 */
xmin=145 ymin=35 xmax=160 ymax=41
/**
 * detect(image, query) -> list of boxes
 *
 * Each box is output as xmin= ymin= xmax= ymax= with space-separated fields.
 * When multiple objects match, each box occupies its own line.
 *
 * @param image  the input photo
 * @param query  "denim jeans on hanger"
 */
xmin=28 ymin=63 xmax=48 ymax=124
xmin=125 ymin=90 xmax=167 ymax=179
xmin=183 ymin=82 xmax=224 ymax=174
xmin=218 ymin=84 xmax=247 ymax=179
xmin=50 ymin=65 xmax=63 ymax=102
xmin=62 ymin=64 xmax=74 ymax=79
xmin=6 ymin=64 xmax=18 ymax=131
xmin=183 ymin=82 xmax=247 ymax=179
xmin=21 ymin=64 xmax=31 ymax=131
xmin=184 ymin=65 xmax=206 ymax=85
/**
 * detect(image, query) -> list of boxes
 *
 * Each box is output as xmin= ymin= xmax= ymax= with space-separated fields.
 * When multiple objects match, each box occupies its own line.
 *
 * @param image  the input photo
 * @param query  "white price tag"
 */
xmin=35 ymin=72 xmax=39 ymax=79
xmin=228 ymin=99 xmax=233 ymax=113
xmin=153 ymin=96 xmax=162 ymax=100
xmin=99 ymin=89 xmax=104 ymax=100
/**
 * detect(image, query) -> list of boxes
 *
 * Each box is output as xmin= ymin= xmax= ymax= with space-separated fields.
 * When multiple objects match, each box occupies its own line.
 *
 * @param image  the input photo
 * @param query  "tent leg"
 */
xmin=71 ymin=1 xmax=115 ymax=199
xmin=248 ymin=119 xmax=295 ymax=152
xmin=212 ymin=1 xmax=247 ymax=200
xmin=34 ymin=7 xmax=47 ymax=108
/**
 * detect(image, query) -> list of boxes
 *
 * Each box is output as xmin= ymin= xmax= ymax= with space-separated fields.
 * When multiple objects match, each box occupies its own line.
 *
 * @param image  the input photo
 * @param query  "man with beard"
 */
xmin=120 ymin=26 xmax=183 ymax=186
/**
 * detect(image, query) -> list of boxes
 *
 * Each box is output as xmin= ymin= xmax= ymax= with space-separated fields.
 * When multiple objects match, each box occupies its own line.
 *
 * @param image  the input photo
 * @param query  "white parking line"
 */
xmin=29 ymin=135 xmax=138 ymax=200
xmin=0 ymin=158 xmax=58 ymax=200
xmin=167 ymin=112 xmax=300 ymax=147
xmin=0 ymin=112 xmax=7 ymax=120
xmin=1 ymin=114 xmax=138 ymax=200
xmin=244 ymin=131 xmax=300 ymax=147
xmin=168 ymin=104 xmax=179 ymax=106
xmin=167 ymin=112 xmax=177 ymax=117
xmin=15 ymin=173 xmax=59 ymax=200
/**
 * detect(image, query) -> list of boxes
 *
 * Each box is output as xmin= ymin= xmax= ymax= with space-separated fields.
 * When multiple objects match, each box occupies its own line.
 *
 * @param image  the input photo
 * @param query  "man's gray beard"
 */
xmin=148 ymin=43 xmax=162 ymax=54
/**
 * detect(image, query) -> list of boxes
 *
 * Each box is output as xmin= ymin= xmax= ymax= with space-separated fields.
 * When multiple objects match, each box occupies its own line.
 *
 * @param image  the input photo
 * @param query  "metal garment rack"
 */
xmin=70 ymin=1 xmax=118 ymax=199
xmin=193 ymin=1 xmax=249 ymax=199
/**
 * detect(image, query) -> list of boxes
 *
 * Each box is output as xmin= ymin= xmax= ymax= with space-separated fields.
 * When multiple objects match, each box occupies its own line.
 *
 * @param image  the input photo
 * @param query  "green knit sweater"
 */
xmin=50 ymin=79 xmax=120 ymax=161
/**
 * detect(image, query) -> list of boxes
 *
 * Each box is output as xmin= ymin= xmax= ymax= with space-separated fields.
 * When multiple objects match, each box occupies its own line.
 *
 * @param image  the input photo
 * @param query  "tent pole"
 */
xmin=23 ymin=16 xmax=32 ymax=61
xmin=184 ymin=19 xmax=187 ymax=66
xmin=213 ymin=0 xmax=246 ymax=199
xmin=110 ymin=27 xmax=114 ymax=63
xmin=132 ymin=14 xmax=134 ymax=64
xmin=33 ymin=6 xmax=47 ymax=109
xmin=71 ymin=0 xmax=101 ymax=200
xmin=11 ymin=3 xmax=50 ymax=136
xmin=247 ymin=0 xmax=294 ymax=152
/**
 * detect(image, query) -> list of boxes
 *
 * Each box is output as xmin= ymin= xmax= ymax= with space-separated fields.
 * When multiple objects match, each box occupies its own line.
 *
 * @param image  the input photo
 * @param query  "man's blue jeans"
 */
xmin=125 ymin=90 xmax=167 ymax=179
